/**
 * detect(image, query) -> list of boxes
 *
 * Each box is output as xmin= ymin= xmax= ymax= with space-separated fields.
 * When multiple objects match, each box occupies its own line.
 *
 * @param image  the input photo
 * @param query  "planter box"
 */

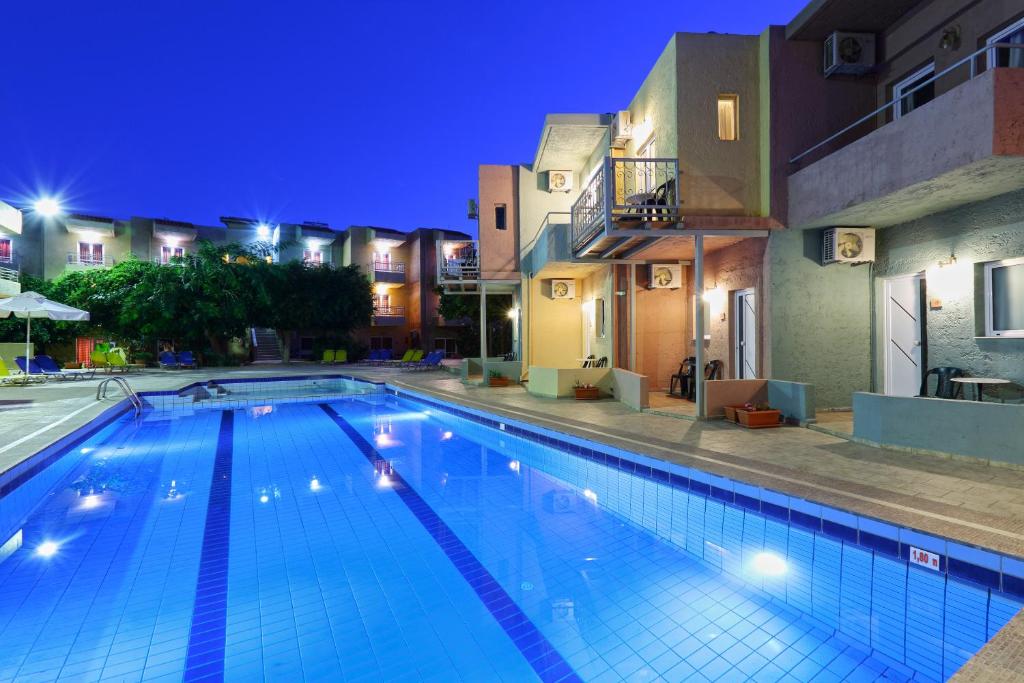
xmin=488 ymin=377 xmax=510 ymax=387
xmin=574 ymin=387 xmax=600 ymax=400
xmin=723 ymin=405 xmax=746 ymax=423
xmin=736 ymin=408 xmax=782 ymax=429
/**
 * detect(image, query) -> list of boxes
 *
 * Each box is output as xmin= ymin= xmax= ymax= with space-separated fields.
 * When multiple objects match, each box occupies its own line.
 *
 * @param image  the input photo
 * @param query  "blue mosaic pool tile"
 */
xmin=703 ymin=500 xmax=725 ymax=569
xmin=871 ymin=555 xmax=909 ymax=663
xmin=811 ymin=535 xmax=842 ymax=630
xmin=786 ymin=527 xmax=815 ymax=616
xmin=839 ymin=544 xmax=873 ymax=645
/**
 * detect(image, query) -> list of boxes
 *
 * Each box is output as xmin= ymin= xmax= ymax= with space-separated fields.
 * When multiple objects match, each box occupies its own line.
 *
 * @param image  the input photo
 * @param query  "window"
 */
xmin=303 ymin=249 xmax=323 ymax=264
xmin=717 ymin=95 xmax=738 ymax=141
xmin=374 ymin=251 xmax=391 ymax=270
xmin=988 ymin=17 xmax=1024 ymax=69
xmin=161 ymin=245 xmax=184 ymax=264
xmin=985 ymin=257 xmax=1024 ymax=337
xmin=494 ymin=204 xmax=507 ymax=230
xmin=893 ymin=63 xmax=935 ymax=119
xmin=79 ymin=242 xmax=103 ymax=265
xmin=0 ymin=239 xmax=11 ymax=263
xmin=434 ymin=338 xmax=458 ymax=356
xmin=369 ymin=336 xmax=393 ymax=350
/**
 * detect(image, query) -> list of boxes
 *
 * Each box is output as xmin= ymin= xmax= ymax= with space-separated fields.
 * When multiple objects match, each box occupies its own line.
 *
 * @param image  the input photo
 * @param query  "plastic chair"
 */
xmin=159 ymin=351 xmax=179 ymax=369
xmin=669 ymin=357 xmax=696 ymax=397
xmin=919 ymin=367 xmax=964 ymax=399
xmin=581 ymin=354 xmax=596 ymax=368
xmin=687 ymin=360 xmax=724 ymax=401
xmin=320 ymin=349 xmax=335 ymax=364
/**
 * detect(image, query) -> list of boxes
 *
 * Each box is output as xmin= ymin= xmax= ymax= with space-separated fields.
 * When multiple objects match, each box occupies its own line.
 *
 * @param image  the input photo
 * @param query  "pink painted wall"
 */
xmin=478 ymin=165 xmax=520 ymax=281
xmin=635 ymin=283 xmax=688 ymax=391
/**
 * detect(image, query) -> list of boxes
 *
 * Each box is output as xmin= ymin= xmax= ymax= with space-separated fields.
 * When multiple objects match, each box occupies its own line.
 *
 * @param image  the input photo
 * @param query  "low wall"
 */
xmin=460 ymin=357 xmax=522 ymax=385
xmin=611 ymin=368 xmax=650 ymax=410
xmin=852 ymin=392 xmax=1024 ymax=465
xmin=704 ymin=378 xmax=816 ymax=424
xmin=526 ymin=366 xmax=650 ymax=411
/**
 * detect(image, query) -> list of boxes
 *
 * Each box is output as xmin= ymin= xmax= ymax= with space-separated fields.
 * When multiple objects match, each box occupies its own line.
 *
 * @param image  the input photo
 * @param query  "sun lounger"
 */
xmin=320 ymin=349 xmax=335 ymax=364
xmin=35 ymin=355 xmax=96 ymax=380
xmin=407 ymin=350 xmax=444 ymax=371
xmin=159 ymin=351 xmax=179 ymax=369
xmin=177 ymin=351 xmax=197 ymax=369
xmin=386 ymin=350 xmax=416 ymax=366
xmin=90 ymin=349 xmax=110 ymax=370
xmin=0 ymin=357 xmax=43 ymax=384
xmin=333 ymin=349 xmax=348 ymax=364
xmin=106 ymin=350 xmax=130 ymax=373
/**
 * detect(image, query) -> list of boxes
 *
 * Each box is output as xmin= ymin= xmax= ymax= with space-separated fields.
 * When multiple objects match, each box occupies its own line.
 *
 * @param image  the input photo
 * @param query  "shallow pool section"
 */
xmin=0 ymin=382 xmax=1019 ymax=682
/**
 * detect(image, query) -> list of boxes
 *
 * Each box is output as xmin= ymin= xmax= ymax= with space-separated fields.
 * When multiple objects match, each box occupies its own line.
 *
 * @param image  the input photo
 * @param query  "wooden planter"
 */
xmin=723 ymin=405 xmax=746 ymax=423
xmin=488 ymin=377 xmax=510 ymax=387
xmin=574 ymin=387 xmax=600 ymax=400
xmin=736 ymin=408 xmax=782 ymax=429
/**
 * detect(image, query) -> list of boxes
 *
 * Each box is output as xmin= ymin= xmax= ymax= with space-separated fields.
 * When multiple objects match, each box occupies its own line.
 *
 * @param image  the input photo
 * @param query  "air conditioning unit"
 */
xmin=824 ymin=31 xmax=876 ymax=77
xmin=823 ymin=227 xmax=875 ymax=264
xmin=550 ymin=279 xmax=576 ymax=300
xmin=648 ymin=264 xmax=682 ymax=289
xmin=547 ymin=170 xmax=574 ymax=193
xmin=613 ymin=110 xmax=632 ymax=146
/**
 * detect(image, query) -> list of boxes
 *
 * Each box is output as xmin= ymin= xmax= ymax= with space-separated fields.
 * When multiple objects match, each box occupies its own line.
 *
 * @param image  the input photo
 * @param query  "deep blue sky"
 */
xmin=3 ymin=0 xmax=807 ymax=236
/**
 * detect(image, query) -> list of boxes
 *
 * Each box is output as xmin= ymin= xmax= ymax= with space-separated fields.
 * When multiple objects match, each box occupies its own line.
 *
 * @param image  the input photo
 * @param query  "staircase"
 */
xmin=252 ymin=328 xmax=282 ymax=363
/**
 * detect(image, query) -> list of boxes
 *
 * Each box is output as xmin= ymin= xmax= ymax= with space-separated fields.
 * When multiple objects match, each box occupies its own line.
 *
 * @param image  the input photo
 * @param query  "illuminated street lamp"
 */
xmin=33 ymin=197 xmax=61 ymax=217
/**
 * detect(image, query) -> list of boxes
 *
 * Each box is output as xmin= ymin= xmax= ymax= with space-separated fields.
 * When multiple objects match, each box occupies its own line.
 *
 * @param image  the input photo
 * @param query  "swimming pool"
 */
xmin=0 ymin=377 xmax=1020 ymax=682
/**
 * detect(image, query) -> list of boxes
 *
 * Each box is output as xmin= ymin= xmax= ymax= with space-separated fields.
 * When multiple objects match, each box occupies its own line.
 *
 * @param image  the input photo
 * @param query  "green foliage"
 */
xmin=1 ymin=240 xmax=374 ymax=360
xmin=435 ymin=287 xmax=514 ymax=357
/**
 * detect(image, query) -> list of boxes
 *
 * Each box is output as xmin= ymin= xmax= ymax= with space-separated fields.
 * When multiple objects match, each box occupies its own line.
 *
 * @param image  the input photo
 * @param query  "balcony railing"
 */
xmin=791 ymin=42 xmax=1024 ymax=165
xmin=571 ymin=157 xmax=680 ymax=253
xmin=372 ymin=305 xmax=406 ymax=325
xmin=437 ymin=240 xmax=480 ymax=281
xmin=0 ymin=265 xmax=18 ymax=283
xmin=67 ymin=253 xmax=113 ymax=267
xmin=372 ymin=260 xmax=405 ymax=273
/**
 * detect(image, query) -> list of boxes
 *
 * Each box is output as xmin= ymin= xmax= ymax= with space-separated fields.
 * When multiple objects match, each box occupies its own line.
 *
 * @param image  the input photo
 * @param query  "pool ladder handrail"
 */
xmin=97 ymin=376 xmax=144 ymax=415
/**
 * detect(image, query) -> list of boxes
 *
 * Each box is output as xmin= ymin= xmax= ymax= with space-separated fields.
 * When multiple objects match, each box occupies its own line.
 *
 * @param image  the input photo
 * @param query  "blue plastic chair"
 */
xmin=177 ymin=351 xmax=197 ymax=368
xmin=159 ymin=351 xmax=179 ymax=369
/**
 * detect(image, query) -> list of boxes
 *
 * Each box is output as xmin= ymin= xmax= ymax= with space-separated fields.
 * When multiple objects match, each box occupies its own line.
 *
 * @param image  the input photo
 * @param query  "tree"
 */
xmin=435 ymin=287 xmax=513 ymax=357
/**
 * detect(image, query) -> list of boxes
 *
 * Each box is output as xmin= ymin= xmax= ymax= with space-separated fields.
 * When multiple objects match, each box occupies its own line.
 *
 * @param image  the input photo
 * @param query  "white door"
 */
xmin=884 ymin=275 xmax=924 ymax=397
xmin=734 ymin=289 xmax=757 ymax=379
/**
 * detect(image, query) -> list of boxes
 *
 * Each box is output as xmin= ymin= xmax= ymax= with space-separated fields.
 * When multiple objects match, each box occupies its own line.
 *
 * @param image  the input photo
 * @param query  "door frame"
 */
xmin=733 ymin=288 xmax=756 ymax=379
xmin=882 ymin=272 xmax=925 ymax=396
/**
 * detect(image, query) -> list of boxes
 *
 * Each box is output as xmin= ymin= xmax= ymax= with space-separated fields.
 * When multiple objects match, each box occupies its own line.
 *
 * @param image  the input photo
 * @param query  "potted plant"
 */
xmin=574 ymin=380 xmax=600 ymax=400
xmin=735 ymin=401 xmax=782 ymax=428
xmin=488 ymin=370 xmax=510 ymax=387
xmin=723 ymin=405 xmax=746 ymax=422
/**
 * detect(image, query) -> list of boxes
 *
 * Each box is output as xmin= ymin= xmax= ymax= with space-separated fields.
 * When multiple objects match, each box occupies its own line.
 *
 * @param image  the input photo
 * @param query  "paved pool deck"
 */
xmin=1 ymin=363 xmax=1021 ymax=679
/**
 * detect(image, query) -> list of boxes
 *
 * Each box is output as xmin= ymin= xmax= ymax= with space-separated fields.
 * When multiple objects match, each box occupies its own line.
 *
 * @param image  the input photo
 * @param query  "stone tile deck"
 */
xmin=1 ymin=363 xmax=1021 ymax=678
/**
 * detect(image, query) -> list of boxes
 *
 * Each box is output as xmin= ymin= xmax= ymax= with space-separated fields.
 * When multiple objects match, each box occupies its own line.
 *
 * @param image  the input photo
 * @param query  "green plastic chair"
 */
xmin=90 ymin=349 xmax=110 ymax=370
xmin=106 ymin=349 xmax=129 ymax=373
xmin=407 ymin=349 xmax=424 ymax=364
xmin=321 ymin=349 xmax=335 ymax=363
xmin=333 ymin=349 xmax=348 ymax=364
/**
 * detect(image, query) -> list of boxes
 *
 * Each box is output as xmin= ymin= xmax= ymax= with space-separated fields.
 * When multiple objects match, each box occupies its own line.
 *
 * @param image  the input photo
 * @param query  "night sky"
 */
xmin=3 ymin=0 xmax=807 ymax=236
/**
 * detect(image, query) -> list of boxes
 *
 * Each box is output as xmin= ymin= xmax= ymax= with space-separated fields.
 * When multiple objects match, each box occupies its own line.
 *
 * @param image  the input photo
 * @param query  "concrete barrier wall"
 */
xmin=852 ymin=392 xmax=1024 ymax=465
xmin=611 ymin=369 xmax=650 ymax=411
xmin=704 ymin=378 xmax=816 ymax=424
xmin=481 ymin=360 xmax=523 ymax=384
xmin=768 ymin=380 xmax=816 ymax=424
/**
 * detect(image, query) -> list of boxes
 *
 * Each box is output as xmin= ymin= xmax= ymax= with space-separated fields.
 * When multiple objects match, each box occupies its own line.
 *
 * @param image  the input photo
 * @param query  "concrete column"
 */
xmin=694 ymin=234 xmax=706 ymax=419
xmin=479 ymin=281 xmax=488 ymax=367
xmin=629 ymin=264 xmax=637 ymax=372
xmin=511 ymin=286 xmax=521 ymax=361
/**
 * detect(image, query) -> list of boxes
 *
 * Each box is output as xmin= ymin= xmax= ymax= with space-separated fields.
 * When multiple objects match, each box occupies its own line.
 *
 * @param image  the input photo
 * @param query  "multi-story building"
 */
xmin=767 ymin=0 xmax=1024 ymax=408
xmin=342 ymin=225 xmax=474 ymax=356
xmin=466 ymin=0 xmax=1024 ymax=422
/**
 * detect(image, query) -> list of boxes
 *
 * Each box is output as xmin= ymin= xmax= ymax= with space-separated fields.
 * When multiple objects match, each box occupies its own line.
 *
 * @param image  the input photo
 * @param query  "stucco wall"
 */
xmin=478 ymin=165 xmax=520 ymax=280
xmin=517 ymin=166 xmax=576 ymax=262
xmin=766 ymin=227 xmax=872 ymax=409
xmin=872 ymin=188 xmax=1024 ymax=389
xmin=524 ymin=274 xmax=582 ymax=369
xmin=623 ymin=36 xmax=678 ymax=161
xmin=677 ymin=33 xmax=763 ymax=216
xmin=580 ymin=269 xmax=613 ymax=365
xmin=703 ymin=238 xmax=768 ymax=379
xmin=635 ymin=276 xmax=688 ymax=391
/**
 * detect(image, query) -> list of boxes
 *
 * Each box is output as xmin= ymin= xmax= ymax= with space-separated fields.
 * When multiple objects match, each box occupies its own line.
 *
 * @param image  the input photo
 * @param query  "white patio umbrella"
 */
xmin=0 ymin=291 xmax=90 ymax=380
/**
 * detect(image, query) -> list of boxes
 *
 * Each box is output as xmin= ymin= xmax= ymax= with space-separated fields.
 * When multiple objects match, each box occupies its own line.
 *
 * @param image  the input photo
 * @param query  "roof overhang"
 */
xmin=154 ymin=222 xmax=198 ymax=242
xmin=298 ymin=226 xmax=337 ymax=245
xmin=786 ymin=0 xmax=924 ymax=41
xmin=0 ymin=201 xmax=22 ymax=235
xmin=533 ymin=113 xmax=613 ymax=173
xmin=66 ymin=216 xmax=115 ymax=238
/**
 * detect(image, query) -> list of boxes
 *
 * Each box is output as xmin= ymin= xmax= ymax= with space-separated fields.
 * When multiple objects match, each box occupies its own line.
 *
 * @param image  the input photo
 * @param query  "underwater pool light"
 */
xmin=36 ymin=541 xmax=59 ymax=558
xmin=752 ymin=552 xmax=787 ymax=577
xmin=508 ymin=460 xmax=520 ymax=472
xmin=310 ymin=477 xmax=321 ymax=492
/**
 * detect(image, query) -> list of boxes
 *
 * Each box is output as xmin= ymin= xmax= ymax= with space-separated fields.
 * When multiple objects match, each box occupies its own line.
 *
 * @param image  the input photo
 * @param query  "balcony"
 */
xmin=571 ymin=157 xmax=680 ymax=256
xmin=437 ymin=240 xmax=480 ymax=283
xmin=372 ymin=305 xmax=406 ymax=326
xmin=371 ymin=259 xmax=405 ymax=284
xmin=67 ymin=253 xmax=114 ymax=269
xmin=0 ymin=264 xmax=19 ymax=298
xmin=788 ymin=48 xmax=1024 ymax=229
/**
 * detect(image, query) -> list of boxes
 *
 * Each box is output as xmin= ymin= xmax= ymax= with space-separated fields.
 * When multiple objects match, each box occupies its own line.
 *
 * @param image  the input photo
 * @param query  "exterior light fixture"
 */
xmin=507 ymin=307 xmax=519 ymax=320
xmin=256 ymin=223 xmax=271 ymax=239
xmin=33 ymin=197 xmax=61 ymax=217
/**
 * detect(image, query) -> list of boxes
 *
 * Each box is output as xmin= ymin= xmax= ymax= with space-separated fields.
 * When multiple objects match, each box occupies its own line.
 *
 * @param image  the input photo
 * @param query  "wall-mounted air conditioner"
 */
xmin=613 ymin=110 xmax=632 ymax=146
xmin=823 ymin=227 xmax=875 ymax=264
xmin=550 ymin=279 xmax=576 ymax=299
xmin=648 ymin=264 xmax=682 ymax=289
xmin=547 ymin=170 xmax=574 ymax=193
xmin=824 ymin=31 xmax=876 ymax=77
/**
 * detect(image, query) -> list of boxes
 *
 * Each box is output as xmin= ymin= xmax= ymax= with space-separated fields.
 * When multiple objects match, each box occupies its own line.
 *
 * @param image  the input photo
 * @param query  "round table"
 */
xmin=951 ymin=377 xmax=1010 ymax=402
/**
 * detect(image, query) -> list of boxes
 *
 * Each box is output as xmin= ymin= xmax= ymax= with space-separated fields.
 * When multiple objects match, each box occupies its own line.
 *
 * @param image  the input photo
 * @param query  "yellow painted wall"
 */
xmin=524 ymin=275 xmax=582 ymax=369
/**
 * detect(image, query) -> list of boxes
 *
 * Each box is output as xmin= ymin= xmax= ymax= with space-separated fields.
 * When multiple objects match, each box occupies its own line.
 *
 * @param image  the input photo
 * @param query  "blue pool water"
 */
xmin=0 ymin=380 xmax=1020 ymax=682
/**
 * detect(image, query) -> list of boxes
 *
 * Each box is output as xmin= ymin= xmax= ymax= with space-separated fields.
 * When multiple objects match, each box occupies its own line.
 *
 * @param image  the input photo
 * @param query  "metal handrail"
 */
xmin=372 ymin=260 xmax=405 ymax=273
xmin=0 ymin=265 xmax=17 ymax=282
xmin=790 ymin=42 xmax=1024 ymax=164
xmin=97 ymin=376 xmax=144 ymax=415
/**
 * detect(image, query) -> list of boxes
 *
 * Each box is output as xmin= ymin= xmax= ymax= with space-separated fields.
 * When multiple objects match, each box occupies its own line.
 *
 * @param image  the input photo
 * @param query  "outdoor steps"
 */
xmin=252 ymin=327 xmax=282 ymax=363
